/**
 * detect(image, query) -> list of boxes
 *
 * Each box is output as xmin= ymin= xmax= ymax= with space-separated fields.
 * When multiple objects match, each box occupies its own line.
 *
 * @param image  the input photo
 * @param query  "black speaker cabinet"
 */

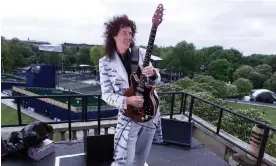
xmin=161 ymin=118 xmax=193 ymax=148
xmin=84 ymin=134 xmax=114 ymax=166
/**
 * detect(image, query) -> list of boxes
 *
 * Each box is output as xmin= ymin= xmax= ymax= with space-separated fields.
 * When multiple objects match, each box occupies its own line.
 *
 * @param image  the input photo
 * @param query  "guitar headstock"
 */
xmin=152 ymin=4 xmax=164 ymax=29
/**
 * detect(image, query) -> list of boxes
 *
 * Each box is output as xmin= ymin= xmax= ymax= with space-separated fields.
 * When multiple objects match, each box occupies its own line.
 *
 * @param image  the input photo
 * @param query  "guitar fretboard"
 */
xmin=135 ymin=27 xmax=158 ymax=97
xmin=143 ymin=27 xmax=157 ymax=67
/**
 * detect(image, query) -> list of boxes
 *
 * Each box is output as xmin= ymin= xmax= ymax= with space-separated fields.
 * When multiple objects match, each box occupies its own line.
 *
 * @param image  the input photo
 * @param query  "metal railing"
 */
xmin=1 ymin=91 xmax=276 ymax=166
xmin=162 ymin=91 xmax=276 ymax=166
xmin=1 ymin=94 xmax=117 ymax=138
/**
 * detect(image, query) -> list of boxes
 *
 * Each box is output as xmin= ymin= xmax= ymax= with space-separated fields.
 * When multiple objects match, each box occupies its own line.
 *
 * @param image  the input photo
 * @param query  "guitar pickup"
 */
xmin=132 ymin=108 xmax=140 ymax=115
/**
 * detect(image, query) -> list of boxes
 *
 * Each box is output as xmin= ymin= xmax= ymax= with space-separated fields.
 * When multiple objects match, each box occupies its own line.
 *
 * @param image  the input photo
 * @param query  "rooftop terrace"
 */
xmin=1 ymin=91 xmax=276 ymax=166
xmin=1 ymin=139 xmax=229 ymax=166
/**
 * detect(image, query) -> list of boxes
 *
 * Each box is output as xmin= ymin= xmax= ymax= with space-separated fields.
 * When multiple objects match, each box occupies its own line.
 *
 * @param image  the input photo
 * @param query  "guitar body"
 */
xmin=122 ymin=4 xmax=164 ymax=123
xmin=124 ymin=73 xmax=159 ymax=122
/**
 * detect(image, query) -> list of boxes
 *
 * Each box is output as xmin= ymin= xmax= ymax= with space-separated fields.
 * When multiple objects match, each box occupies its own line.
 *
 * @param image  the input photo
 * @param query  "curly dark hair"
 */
xmin=103 ymin=14 xmax=137 ymax=59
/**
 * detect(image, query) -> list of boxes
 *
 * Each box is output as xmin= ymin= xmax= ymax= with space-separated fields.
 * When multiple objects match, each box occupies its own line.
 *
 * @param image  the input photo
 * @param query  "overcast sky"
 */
xmin=1 ymin=0 xmax=276 ymax=55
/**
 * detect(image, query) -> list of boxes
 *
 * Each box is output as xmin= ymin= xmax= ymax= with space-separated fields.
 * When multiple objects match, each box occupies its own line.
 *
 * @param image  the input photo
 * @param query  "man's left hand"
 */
xmin=142 ymin=66 xmax=156 ymax=77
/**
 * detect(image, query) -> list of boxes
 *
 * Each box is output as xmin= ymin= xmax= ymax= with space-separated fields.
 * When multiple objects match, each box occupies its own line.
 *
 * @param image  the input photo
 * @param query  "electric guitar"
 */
xmin=123 ymin=4 xmax=164 ymax=122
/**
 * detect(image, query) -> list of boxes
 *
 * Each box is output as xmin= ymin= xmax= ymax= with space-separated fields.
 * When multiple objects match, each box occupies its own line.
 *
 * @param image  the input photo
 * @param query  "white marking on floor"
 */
xmin=55 ymin=153 xmax=85 ymax=166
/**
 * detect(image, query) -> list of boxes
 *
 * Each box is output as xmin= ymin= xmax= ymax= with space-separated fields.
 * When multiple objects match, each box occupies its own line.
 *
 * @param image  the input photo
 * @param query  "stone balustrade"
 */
xmin=1 ymin=115 xmax=177 ymax=142
xmin=2 ymin=114 xmax=275 ymax=166
xmin=1 ymin=119 xmax=118 ymax=141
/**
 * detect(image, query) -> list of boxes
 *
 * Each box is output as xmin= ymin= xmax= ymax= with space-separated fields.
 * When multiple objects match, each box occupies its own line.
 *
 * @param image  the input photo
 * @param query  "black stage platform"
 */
xmin=2 ymin=139 xmax=230 ymax=166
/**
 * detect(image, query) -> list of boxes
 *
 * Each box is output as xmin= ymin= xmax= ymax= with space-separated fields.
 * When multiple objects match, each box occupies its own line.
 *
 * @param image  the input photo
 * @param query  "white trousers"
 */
xmin=126 ymin=120 xmax=156 ymax=166
xmin=112 ymin=119 xmax=156 ymax=166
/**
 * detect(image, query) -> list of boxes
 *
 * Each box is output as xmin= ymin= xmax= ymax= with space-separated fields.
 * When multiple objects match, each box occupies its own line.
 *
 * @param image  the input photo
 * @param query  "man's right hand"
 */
xmin=126 ymin=96 xmax=144 ymax=108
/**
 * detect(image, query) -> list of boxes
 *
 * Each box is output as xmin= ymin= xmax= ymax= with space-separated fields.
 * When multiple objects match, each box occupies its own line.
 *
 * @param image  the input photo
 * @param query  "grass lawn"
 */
xmin=1 ymin=103 xmax=64 ymax=141
xmin=1 ymin=103 xmax=36 ymax=125
xmin=224 ymin=102 xmax=276 ymax=143
xmin=223 ymin=102 xmax=276 ymax=127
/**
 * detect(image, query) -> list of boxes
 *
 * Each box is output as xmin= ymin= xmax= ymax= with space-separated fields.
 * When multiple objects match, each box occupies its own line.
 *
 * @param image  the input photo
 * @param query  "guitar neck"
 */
xmin=136 ymin=26 xmax=158 ymax=96
xmin=135 ymin=4 xmax=163 ymax=97
xmin=143 ymin=26 xmax=157 ymax=67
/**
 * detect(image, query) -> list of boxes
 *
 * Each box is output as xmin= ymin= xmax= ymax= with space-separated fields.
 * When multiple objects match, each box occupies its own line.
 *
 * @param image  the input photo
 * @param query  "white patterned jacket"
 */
xmin=98 ymin=47 xmax=163 ymax=165
xmin=99 ymin=47 xmax=161 ymax=109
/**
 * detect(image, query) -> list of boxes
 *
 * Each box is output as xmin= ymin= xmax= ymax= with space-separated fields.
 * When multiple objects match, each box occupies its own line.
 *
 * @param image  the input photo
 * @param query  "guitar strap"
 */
xmin=130 ymin=46 xmax=140 ymax=75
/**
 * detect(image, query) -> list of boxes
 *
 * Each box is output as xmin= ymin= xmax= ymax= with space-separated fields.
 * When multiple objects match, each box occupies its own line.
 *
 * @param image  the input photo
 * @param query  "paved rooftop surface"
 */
xmin=2 ymin=139 xmax=229 ymax=166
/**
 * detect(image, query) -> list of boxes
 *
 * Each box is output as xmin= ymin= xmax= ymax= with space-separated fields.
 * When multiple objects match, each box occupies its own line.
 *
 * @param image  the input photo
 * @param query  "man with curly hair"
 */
xmin=98 ymin=15 xmax=163 ymax=166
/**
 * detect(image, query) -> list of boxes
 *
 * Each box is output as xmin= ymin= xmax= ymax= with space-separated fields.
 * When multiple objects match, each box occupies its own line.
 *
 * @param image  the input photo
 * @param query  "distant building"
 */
xmin=63 ymin=42 xmax=96 ymax=48
xmin=21 ymin=38 xmax=50 ymax=45
xmin=5 ymin=38 xmax=51 ymax=45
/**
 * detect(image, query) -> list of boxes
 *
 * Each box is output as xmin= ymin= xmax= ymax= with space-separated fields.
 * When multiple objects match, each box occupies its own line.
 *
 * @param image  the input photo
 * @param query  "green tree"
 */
xmin=219 ymin=108 xmax=276 ymax=157
xmin=156 ymin=83 xmax=183 ymax=114
xmin=63 ymin=54 xmax=77 ymax=67
xmin=254 ymin=64 xmax=272 ymax=77
xmin=233 ymin=65 xmax=254 ymax=81
xmin=1 ymin=41 xmax=13 ymax=72
xmin=174 ymin=77 xmax=194 ymax=89
xmin=249 ymin=72 xmax=267 ymax=89
xmin=225 ymin=83 xmax=238 ymax=98
xmin=241 ymin=54 xmax=266 ymax=67
xmin=90 ymin=45 xmax=104 ymax=67
xmin=233 ymin=78 xmax=253 ymax=96
xmin=152 ymin=44 xmax=162 ymax=57
xmin=193 ymin=75 xmax=215 ymax=84
xmin=76 ymin=47 xmax=91 ymax=65
xmin=197 ymin=45 xmax=224 ymax=65
xmin=263 ymin=55 xmax=276 ymax=72
xmin=189 ymin=91 xmax=223 ymax=123
xmin=164 ymin=41 xmax=200 ymax=75
xmin=207 ymin=59 xmax=231 ymax=82
xmin=44 ymin=52 xmax=62 ymax=66
xmin=263 ymin=72 xmax=276 ymax=92
xmin=210 ymin=48 xmax=242 ymax=65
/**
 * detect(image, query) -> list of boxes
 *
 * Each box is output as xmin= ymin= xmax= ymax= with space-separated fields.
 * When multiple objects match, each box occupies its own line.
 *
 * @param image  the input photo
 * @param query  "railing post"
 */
xmin=84 ymin=96 xmax=88 ymax=121
xmin=216 ymin=108 xmax=224 ymax=134
xmin=67 ymin=97 xmax=72 ymax=140
xmin=179 ymin=93 xmax=184 ymax=114
xmin=16 ymin=99 xmax=22 ymax=125
xmin=97 ymin=96 xmax=101 ymax=135
xmin=82 ymin=96 xmax=85 ymax=122
xmin=256 ymin=127 xmax=270 ymax=166
xmin=183 ymin=93 xmax=187 ymax=115
xmin=170 ymin=93 xmax=175 ymax=119
xmin=188 ymin=96 xmax=194 ymax=122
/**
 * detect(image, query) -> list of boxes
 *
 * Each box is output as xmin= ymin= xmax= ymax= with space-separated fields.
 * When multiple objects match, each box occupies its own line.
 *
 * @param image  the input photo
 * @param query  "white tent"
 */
xmin=151 ymin=55 xmax=162 ymax=61
xmin=79 ymin=64 xmax=90 ymax=67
